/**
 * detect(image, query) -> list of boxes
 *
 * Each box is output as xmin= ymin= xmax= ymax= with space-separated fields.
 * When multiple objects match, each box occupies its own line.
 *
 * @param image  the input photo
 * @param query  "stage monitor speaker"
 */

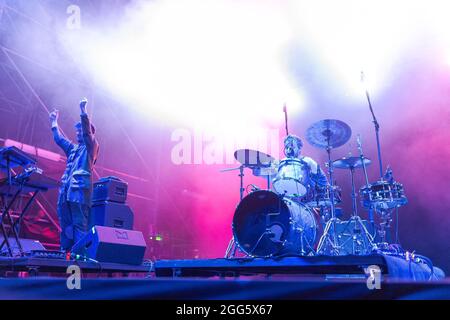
xmin=71 ymin=226 xmax=146 ymax=265
xmin=91 ymin=201 xmax=134 ymax=230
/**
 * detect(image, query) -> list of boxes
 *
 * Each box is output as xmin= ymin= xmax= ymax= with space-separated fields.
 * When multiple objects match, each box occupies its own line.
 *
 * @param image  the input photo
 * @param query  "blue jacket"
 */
xmin=52 ymin=113 xmax=99 ymax=206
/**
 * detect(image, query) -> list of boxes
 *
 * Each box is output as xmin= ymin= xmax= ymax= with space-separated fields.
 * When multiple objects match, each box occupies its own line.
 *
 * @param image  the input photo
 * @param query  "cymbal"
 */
xmin=234 ymin=149 xmax=275 ymax=168
xmin=305 ymin=119 xmax=352 ymax=149
xmin=332 ymin=156 xmax=371 ymax=169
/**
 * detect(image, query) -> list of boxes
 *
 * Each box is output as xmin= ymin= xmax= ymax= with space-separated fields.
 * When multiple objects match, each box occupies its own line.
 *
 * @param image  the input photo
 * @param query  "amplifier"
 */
xmin=72 ymin=226 xmax=147 ymax=265
xmin=91 ymin=201 xmax=134 ymax=230
xmin=92 ymin=176 xmax=128 ymax=204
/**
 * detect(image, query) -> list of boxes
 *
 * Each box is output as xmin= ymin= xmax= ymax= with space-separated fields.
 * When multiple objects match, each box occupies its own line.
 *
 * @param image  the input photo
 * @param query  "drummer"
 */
xmin=283 ymin=134 xmax=328 ymax=189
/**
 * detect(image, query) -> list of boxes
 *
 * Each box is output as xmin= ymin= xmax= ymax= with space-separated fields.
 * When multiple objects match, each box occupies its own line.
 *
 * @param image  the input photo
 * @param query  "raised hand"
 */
xmin=49 ymin=109 xmax=59 ymax=125
xmin=79 ymin=98 xmax=88 ymax=114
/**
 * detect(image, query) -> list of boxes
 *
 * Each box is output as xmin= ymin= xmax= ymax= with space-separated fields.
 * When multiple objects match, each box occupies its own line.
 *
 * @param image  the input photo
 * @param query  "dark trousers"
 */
xmin=57 ymin=200 xmax=90 ymax=251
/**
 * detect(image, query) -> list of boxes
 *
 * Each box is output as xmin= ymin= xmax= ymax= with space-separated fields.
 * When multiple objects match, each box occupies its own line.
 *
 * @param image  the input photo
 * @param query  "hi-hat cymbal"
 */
xmin=234 ymin=149 xmax=275 ymax=168
xmin=332 ymin=156 xmax=371 ymax=170
xmin=305 ymin=119 xmax=352 ymax=149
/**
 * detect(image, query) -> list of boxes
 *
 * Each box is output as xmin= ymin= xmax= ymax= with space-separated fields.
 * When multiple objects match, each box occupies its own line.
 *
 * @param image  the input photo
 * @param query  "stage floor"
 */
xmin=0 ymin=276 xmax=449 ymax=300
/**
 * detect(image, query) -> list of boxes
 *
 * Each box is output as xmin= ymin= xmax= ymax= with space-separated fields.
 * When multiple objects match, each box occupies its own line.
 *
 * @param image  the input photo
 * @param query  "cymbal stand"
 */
xmin=225 ymin=165 xmax=246 ymax=258
xmin=342 ymin=165 xmax=376 ymax=254
xmin=316 ymin=143 xmax=340 ymax=255
xmin=362 ymin=72 xmax=384 ymax=180
xmin=239 ymin=165 xmax=244 ymax=201
xmin=357 ymin=135 xmax=376 ymax=232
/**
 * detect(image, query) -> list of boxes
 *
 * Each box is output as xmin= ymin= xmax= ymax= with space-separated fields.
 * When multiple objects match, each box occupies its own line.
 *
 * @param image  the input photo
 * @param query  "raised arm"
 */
xmin=304 ymin=156 xmax=328 ymax=187
xmin=79 ymin=99 xmax=99 ymax=162
xmin=50 ymin=109 xmax=74 ymax=156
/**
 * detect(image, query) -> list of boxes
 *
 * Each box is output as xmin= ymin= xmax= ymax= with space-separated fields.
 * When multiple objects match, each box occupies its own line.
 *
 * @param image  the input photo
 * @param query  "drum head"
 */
xmin=232 ymin=190 xmax=290 ymax=257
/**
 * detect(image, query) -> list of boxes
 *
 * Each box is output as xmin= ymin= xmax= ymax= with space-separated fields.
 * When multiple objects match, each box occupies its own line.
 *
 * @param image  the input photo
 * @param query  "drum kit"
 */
xmin=224 ymin=119 xmax=408 ymax=258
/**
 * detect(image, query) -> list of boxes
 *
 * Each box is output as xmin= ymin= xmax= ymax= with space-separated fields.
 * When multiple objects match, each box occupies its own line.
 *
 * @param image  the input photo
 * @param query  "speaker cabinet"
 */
xmin=91 ymin=201 xmax=134 ymax=230
xmin=72 ymin=226 xmax=146 ymax=265
xmin=92 ymin=176 xmax=128 ymax=203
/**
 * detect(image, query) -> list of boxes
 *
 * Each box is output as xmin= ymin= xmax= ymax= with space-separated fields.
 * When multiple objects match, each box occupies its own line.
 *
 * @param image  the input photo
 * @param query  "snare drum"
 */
xmin=272 ymin=158 xmax=310 ymax=197
xmin=360 ymin=181 xmax=408 ymax=210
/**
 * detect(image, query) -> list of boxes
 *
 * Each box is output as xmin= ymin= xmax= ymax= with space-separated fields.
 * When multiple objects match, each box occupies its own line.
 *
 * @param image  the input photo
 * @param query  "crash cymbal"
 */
xmin=332 ymin=156 xmax=371 ymax=170
xmin=234 ymin=149 xmax=275 ymax=168
xmin=305 ymin=119 xmax=352 ymax=149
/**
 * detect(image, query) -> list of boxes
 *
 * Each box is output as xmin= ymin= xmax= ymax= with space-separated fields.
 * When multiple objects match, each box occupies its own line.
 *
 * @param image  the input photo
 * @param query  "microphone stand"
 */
xmin=362 ymin=75 xmax=384 ymax=180
xmin=283 ymin=104 xmax=289 ymax=136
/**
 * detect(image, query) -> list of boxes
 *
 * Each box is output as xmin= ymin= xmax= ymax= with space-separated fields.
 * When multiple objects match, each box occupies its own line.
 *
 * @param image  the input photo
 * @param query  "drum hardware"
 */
xmin=355 ymin=136 xmax=407 ymax=249
xmin=251 ymin=163 xmax=278 ymax=191
xmin=221 ymin=165 xmax=245 ymax=258
xmin=283 ymin=104 xmax=289 ymax=136
xmin=332 ymin=219 xmax=375 ymax=256
xmin=355 ymin=134 xmax=376 ymax=228
xmin=305 ymin=119 xmax=352 ymax=256
xmin=304 ymin=184 xmax=342 ymax=208
xmin=219 ymin=165 xmax=245 ymax=200
xmin=224 ymin=149 xmax=277 ymax=258
xmin=234 ymin=149 xmax=275 ymax=190
xmin=377 ymin=210 xmax=393 ymax=250
xmin=332 ymin=155 xmax=372 ymax=217
xmin=361 ymin=71 xmax=384 ymax=180
xmin=332 ymin=153 xmax=376 ymax=255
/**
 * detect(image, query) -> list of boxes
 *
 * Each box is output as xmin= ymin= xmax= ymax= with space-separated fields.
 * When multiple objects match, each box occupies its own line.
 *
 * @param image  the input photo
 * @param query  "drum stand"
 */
xmin=225 ymin=165 xmax=245 ymax=259
xmin=341 ymin=166 xmax=376 ymax=255
xmin=373 ymin=206 xmax=392 ymax=250
xmin=316 ymin=146 xmax=340 ymax=255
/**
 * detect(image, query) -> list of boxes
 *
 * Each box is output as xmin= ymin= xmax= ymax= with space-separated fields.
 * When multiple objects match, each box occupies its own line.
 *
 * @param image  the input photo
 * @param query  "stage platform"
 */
xmin=154 ymin=254 xmax=442 ymax=281
xmin=0 ymin=256 xmax=152 ymax=276
xmin=0 ymin=253 xmax=447 ymax=299
xmin=0 ymin=253 xmax=443 ymax=280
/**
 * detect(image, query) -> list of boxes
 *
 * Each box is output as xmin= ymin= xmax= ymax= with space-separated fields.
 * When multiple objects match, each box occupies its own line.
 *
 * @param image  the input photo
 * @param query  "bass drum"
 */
xmin=232 ymin=190 xmax=317 ymax=257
